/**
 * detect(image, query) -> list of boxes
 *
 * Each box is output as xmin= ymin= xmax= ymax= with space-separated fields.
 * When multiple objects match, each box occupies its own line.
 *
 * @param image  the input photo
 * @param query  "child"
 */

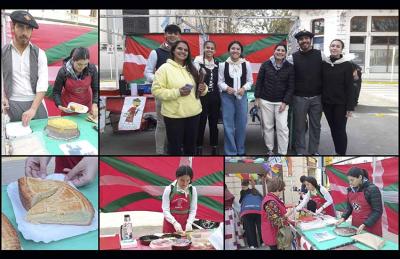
xmin=162 ymin=165 xmax=198 ymax=233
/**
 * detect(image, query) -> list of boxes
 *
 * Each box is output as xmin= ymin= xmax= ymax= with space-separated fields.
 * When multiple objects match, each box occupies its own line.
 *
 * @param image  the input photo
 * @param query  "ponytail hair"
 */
xmin=347 ymin=167 xmax=369 ymax=180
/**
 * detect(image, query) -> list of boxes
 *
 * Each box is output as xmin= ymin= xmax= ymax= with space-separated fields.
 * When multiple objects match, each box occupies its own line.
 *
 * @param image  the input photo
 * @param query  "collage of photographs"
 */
xmin=1 ymin=9 xmax=398 ymax=252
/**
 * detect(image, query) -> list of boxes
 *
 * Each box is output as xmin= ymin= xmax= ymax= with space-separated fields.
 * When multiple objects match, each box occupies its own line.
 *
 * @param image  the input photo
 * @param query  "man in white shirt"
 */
xmin=145 ymin=24 xmax=181 ymax=155
xmin=2 ymin=10 xmax=48 ymax=126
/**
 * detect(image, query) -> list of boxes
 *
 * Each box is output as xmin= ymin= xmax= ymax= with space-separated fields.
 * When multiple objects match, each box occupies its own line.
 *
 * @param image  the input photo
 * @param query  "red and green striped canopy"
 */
xmin=100 ymin=157 xmax=224 ymax=222
xmin=325 ymin=157 xmax=398 ymax=235
xmin=123 ymin=33 xmax=287 ymax=85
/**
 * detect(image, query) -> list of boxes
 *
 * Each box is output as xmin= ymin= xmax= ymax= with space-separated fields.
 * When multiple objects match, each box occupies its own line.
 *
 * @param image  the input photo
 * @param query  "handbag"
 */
xmin=277 ymin=224 xmax=293 ymax=250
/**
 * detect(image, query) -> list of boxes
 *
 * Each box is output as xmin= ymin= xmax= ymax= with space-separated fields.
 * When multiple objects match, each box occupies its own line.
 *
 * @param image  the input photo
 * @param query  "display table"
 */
xmin=29 ymin=114 xmax=98 ymax=155
xmin=1 ymin=177 xmax=98 ymax=250
xmin=292 ymin=221 xmax=398 ymax=250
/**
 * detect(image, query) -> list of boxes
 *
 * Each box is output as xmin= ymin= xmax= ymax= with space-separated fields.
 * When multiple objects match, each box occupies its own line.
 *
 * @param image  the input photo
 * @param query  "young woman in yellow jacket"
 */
xmin=152 ymin=40 xmax=208 ymax=155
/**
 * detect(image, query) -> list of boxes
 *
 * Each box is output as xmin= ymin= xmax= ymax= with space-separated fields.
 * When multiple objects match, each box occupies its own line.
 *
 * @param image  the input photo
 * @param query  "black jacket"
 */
xmin=53 ymin=63 xmax=99 ymax=107
xmin=322 ymin=57 xmax=355 ymax=111
xmin=255 ymin=59 xmax=295 ymax=104
xmin=292 ymin=49 xmax=323 ymax=97
xmin=342 ymin=180 xmax=383 ymax=227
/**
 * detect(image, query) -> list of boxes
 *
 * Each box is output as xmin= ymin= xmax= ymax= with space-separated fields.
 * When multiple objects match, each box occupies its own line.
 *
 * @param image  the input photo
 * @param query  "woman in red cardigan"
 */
xmin=261 ymin=177 xmax=292 ymax=250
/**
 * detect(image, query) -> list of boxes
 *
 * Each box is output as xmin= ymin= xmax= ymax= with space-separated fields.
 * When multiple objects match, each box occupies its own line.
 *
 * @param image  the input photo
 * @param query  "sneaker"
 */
xmin=266 ymin=150 xmax=274 ymax=155
xmin=211 ymin=146 xmax=218 ymax=155
xmin=249 ymin=246 xmax=256 ymax=249
xmin=311 ymin=152 xmax=320 ymax=155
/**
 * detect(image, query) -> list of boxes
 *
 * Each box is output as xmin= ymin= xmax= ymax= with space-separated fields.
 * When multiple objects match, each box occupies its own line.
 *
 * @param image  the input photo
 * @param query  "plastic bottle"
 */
xmin=120 ymin=214 xmax=133 ymax=241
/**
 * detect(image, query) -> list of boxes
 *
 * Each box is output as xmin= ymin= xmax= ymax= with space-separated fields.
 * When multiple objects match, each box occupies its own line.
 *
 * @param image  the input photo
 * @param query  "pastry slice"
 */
xmin=26 ymin=183 xmax=94 ymax=226
xmin=18 ymin=177 xmax=63 ymax=210
xmin=1 ymin=213 xmax=21 ymax=250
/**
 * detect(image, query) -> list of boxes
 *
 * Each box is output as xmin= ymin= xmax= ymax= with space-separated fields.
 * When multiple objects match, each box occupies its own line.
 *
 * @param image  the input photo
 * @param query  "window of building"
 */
xmin=350 ymin=36 xmax=366 ymax=69
xmin=370 ymin=36 xmax=398 ymax=73
xmin=371 ymin=16 xmax=398 ymax=32
xmin=350 ymin=16 xmax=367 ymax=32
xmin=313 ymin=36 xmax=324 ymax=52
xmin=70 ymin=10 xmax=78 ymax=15
xmin=312 ymin=19 xmax=324 ymax=35
xmin=90 ymin=10 xmax=97 ymax=18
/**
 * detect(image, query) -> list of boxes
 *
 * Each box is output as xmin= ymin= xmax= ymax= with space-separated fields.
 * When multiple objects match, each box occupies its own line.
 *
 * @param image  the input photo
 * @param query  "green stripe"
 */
xmin=215 ymin=35 xmax=287 ymax=62
xmin=45 ymin=29 xmax=98 ymax=65
xmin=102 ymin=192 xmax=158 ymax=212
xmin=326 ymin=166 xmax=349 ymax=183
xmin=128 ymin=78 xmax=146 ymax=84
xmin=334 ymin=201 xmax=348 ymax=212
xmin=192 ymin=171 xmax=223 ymax=186
xmin=384 ymin=202 xmax=399 ymax=213
xmin=130 ymin=35 xmax=161 ymax=50
xmin=100 ymin=157 xmax=170 ymax=186
xmin=198 ymin=196 xmax=223 ymax=214
xmin=383 ymin=183 xmax=398 ymax=192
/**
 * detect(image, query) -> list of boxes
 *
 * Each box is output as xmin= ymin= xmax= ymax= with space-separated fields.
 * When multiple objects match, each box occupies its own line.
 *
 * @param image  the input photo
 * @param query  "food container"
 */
xmin=149 ymin=239 xmax=173 ymax=250
xmin=161 ymin=233 xmax=182 ymax=240
xmin=171 ymin=239 xmax=191 ymax=250
xmin=334 ymin=227 xmax=357 ymax=237
xmin=139 ymin=235 xmax=160 ymax=246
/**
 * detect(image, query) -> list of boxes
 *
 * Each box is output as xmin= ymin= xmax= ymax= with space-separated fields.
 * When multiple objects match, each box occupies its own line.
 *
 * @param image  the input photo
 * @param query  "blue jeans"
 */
xmin=221 ymin=92 xmax=248 ymax=155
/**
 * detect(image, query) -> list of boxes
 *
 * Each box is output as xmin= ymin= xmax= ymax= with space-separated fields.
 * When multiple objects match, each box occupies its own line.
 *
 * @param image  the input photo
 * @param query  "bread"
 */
xmin=18 ymin=177 xmax=62 ymax=210
xmin=1 ymin=213 xmax=21 ymax=250
xmin=18 ymin=177 xmax=94 ymax=226
xmin=46 ymin=118 xmax=79 ymax=139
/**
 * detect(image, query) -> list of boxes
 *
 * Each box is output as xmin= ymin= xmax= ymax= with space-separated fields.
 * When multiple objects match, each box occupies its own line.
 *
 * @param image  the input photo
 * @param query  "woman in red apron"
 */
xmin=295 ymin=176 xmax=336 ymax=217
xmin=53 ymin=47 xmax=98 ymax=118
xmin=336 ymin=167 xmax=383 ymax=236
xmin=261 ymin=177 xmax=290 ymax=250
xmin=162 ymin=165 xmax=198 ymax=233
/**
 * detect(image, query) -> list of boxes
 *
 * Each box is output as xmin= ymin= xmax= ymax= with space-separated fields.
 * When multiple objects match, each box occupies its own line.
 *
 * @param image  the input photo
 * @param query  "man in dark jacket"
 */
xmin=351 ymin=62 xmax=362 ymax=106
xmin=289 ymin=30 xmax=324 ymax=155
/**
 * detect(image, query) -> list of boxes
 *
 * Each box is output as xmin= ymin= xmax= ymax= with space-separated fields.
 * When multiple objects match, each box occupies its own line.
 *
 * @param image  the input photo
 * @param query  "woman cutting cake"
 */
xmin=24 ymin=156 xmax=97 ymax=187
xmin=336 ymin=167 xmax=383 ymax=236
xmin=162 ymin=165 xmax=198 ymax=233
xmin=53 ymin=47 xmax=98 ymax=118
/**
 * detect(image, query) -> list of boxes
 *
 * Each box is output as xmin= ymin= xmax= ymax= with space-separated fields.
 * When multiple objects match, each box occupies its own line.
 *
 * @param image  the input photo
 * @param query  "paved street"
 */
xmin=100 ymin=83 xmax=398 ymax=155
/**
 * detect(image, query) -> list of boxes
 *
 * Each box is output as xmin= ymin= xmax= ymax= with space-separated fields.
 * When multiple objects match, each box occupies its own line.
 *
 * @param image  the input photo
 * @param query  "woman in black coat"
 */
xmin=322 ymin=39 xmax=355 ymax=155
xmin=255 ymin=43 xmax=294 ymax=155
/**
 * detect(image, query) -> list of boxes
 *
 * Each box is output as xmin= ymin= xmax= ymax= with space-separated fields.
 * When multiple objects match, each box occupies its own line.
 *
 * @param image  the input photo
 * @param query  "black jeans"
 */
xmin=164 ymin=114 xmax=200 ymax=155
xmin=323 ymin=103 xmax=348 ymax=155
xmin=197 ymin=91 xmax=221 ymax=147
xmin=242 ymin=213 xmax=262 ymax=248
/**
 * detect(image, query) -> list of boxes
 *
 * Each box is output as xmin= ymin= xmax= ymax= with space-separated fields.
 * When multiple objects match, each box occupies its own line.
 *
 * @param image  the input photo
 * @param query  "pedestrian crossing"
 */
xmin=360 ymin=85 xmax=398 ymax=103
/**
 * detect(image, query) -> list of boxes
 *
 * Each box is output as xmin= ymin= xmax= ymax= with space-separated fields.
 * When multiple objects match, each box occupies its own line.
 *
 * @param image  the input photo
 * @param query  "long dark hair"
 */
xmin=305 ymin=176 xmax=321 ymax=195
xmin=228 ymin=40 xmax=244 ymax=58
xmin=171 ymin=40 xmax=199 ymax=84
xmin=347 ymin=167 xmax=369 ymax=180
xmin=176 ymin=165 xmax=194 ymax=183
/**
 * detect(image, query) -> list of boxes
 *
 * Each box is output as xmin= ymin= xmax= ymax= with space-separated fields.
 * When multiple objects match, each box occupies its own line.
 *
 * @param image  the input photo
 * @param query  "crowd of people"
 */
xmin=144 ymin=24 xmax=362 ymax=156
xmin=224 ymin=167 xmax=384 ymax=250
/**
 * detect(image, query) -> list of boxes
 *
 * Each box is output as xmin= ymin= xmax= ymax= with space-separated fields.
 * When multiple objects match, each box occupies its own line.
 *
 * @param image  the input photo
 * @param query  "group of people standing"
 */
xmin=146 ymin=25 xmax=358 ymax=155
xmin=1 ymin=10 xmax=98 ymax=126
xmin=225 ymin=167 xmax=384 ymax=250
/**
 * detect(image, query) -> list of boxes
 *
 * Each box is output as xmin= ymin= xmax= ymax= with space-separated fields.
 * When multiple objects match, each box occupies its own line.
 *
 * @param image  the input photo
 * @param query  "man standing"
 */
xmin=2 ymin=10 xmax=48 ymax=126
xmin=144 ymin=24 xmax=181 ymax=155
xmin=291 ymin=30 xmax=324 ymax=155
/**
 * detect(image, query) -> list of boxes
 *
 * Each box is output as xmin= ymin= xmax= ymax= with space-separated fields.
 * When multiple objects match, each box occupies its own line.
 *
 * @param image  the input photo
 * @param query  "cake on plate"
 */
xmin=1 ymin=213 xmax=21 ymax=250
xmin=46 ymin=118 xmax=79 ymax=139
xmin=18 ymin=177 xmax=94 ymax=226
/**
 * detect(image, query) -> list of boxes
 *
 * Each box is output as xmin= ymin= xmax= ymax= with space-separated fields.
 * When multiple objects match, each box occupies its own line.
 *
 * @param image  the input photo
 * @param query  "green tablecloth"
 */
xmin=296 ymin=222 xmax=398 ymax=250
xmin=29 ymin=114 xmax=98 ymax=155
xmin=1 ymin=177 xmax=98 ymax=250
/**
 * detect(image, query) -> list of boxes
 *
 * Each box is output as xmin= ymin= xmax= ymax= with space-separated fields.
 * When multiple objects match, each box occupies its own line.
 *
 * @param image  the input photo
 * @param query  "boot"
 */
xmin=196 ymin=146 xmax=203 ymax=155
xmin=211 ymin=146 xmax=218 ymax=155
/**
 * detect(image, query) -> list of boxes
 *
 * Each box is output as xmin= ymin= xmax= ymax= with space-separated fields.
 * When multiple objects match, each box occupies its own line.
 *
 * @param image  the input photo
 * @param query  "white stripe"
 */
xmin=251 ymin=63 xmax=261 ymax=73
xmin=372 ymin=160 xmax=389 ymax=233
xmin=382 ymin=191 xmax=399 ymax=204
xmin=330 ymin=183 xmax=348 ymax=195
xmin=124 ymin=54 xmax=147 ymax=65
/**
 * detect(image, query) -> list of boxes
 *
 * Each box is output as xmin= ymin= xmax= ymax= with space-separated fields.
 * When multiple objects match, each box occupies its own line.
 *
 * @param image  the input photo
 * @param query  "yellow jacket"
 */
xmin=152 ymin=59 xmax=207 ymax=118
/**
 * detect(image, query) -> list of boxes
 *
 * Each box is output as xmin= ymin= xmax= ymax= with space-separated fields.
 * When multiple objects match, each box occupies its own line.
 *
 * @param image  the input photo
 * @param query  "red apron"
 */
xmin=162 ymin=186 xmax=191 ymax=233
xmin=261 ymin=193 xmax=287 ymax=246
xmin=55 ymin=157 xmax=83 ymax=173
xmin=61 ymin=76 xmax=93 ymax=116
xmin=348 ymin=191 xmax=382 ymax=237
xmin=311 ymin=191 xmax=336 ymax=217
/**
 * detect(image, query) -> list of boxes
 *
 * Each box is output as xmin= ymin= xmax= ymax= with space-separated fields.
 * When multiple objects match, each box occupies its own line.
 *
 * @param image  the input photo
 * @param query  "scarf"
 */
xmin=65 ymin=59 xmax=81 ymax=80
xmin=194 ymin=55 xmax=217 ymax=70
xmin=225 ymin=57 xmax=247 ymax=98
xmin=270 ymin=56 xmax=286 ymax=71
